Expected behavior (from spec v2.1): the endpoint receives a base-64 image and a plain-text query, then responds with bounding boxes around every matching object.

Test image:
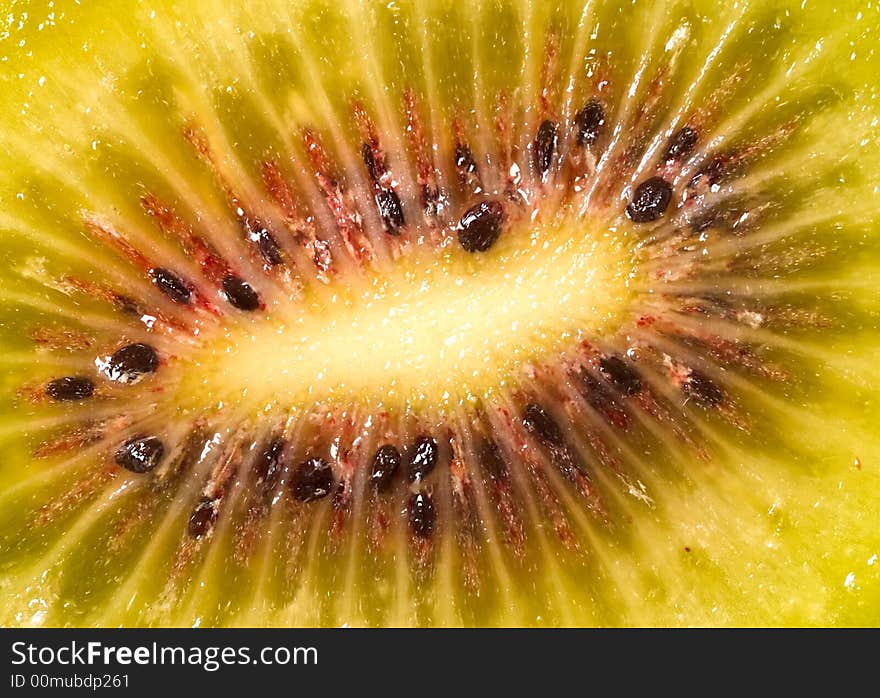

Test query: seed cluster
[14,0,839,625]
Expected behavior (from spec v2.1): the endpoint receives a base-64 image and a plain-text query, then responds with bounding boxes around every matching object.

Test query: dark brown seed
[362,142,380,183]
[626,177,673,223]
[250,224,284,266]
[408,491,436,538]
[370,444,401,492]
[523,403,584,481]
[684,370,725,407]
[664,126,698,162]
[254,437,286,490]
[114,435,165,473]
[479,438,508,481]
[578,369,617,411]
[522,403,564,448]
[221,274,261,311]
[376,189,405,235]
[104,343,159,383]
[574,99,605,147]
[291,457,333,502]
[188,497,218,538]
[599,356,643,396]
[534,119,559,175]
[576,368,630,429]
[457,200,505,253]
[454,143,478,180]
[150,267,192,305]
[46,376,95,402]
[406,436,439,483]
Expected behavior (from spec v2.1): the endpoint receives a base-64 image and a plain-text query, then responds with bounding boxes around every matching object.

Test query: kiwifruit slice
[0,0,878,628]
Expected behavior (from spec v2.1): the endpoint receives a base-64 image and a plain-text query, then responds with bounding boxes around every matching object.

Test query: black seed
[479,438,508,481]
[578,369,618,412]
[684,370,725,407]
[114,435,165,473]
[534,119,559,175]
[626,177,673,223]
[408,491,436,538]
[522,403,564,448]
[150,267,192,305]
[252,225,284,266]
[406,436,439,483]
[574,99,605,147]
[291,457,333,502]
[254,437,286,490]
[376,188,405,235]
[599,356,643,396]
[105,343,159,383]
[370,444,401,492]
[578,366,633,428]
[188,497,218,538]
[362,142,380,183]
[46,376,95,402]
[664,126,698,161]
[523,404,584,481]
[221,274,261,311]
[457,200,505,253]
[454,143,478,179]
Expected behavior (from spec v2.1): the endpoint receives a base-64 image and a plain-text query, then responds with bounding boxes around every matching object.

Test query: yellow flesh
[185,221,632,409]
[0,0,878,628]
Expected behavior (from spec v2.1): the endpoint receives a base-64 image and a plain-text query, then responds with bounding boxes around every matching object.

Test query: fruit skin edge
[0,0,878,627]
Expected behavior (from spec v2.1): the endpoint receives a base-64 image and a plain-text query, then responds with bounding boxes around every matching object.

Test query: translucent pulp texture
[183,220,633,409]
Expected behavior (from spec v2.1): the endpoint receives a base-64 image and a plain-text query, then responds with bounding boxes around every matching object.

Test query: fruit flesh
[182,221,633,409]
[0,0,879,627]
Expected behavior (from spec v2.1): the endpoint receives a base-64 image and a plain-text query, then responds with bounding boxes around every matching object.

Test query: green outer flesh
[0,0,878,626]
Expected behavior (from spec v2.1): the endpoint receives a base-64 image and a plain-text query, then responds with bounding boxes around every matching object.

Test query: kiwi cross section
[0,0,879,627]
